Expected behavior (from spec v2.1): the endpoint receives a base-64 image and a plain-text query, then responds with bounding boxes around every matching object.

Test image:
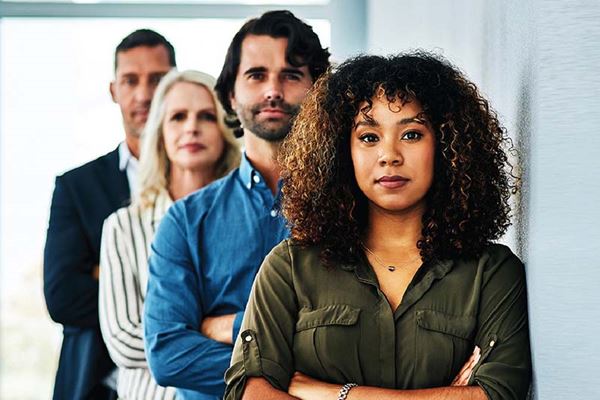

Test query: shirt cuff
[233,311,244,343]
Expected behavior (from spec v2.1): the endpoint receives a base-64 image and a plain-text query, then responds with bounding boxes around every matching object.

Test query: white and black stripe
[99,191,176,400]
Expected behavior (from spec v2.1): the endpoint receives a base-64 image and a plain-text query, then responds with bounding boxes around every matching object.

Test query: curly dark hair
[215,10,330,137]
[279,51,518,265]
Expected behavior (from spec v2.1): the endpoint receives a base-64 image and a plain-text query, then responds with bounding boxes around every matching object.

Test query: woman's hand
[451,346,481,386]
[288,372,341,400]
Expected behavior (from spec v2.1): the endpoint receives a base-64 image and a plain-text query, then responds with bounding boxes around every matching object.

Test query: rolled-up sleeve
[470,247,532,400]
[224,241,298,400]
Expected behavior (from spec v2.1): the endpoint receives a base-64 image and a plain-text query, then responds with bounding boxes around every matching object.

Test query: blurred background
[1,0,598,399]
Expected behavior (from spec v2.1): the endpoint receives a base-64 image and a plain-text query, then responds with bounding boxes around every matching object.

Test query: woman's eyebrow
[354,115,426,129]
[354,119,378,128]
[397,115,427,125]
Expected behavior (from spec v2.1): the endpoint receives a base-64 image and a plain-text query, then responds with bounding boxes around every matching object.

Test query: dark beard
[239,99,300,142]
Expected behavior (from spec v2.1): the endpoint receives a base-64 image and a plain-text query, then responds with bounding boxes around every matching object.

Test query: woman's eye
[402,131,422,141]
[171,112,186,121]
[359,133,379,143]
[199,112,217,122]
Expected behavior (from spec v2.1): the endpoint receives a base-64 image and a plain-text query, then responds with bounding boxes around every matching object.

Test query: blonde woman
[99,69,240,399]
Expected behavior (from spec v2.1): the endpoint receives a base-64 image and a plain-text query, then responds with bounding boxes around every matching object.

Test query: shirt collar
[239,152,266,190]
[118,141,137,172]
[341,253,455,288]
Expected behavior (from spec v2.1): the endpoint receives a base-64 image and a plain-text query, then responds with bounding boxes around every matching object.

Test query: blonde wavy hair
[136,69,241,208]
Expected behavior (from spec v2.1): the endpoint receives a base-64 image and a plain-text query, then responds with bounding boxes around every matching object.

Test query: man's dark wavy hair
[114,29,176,71]
[215,10,330,137]
[279,52,519,265]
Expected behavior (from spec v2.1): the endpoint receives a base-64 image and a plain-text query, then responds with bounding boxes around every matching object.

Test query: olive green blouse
[224,240,531,400]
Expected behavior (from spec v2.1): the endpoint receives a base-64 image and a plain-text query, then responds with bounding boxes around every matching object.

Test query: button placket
[377,295,396,387]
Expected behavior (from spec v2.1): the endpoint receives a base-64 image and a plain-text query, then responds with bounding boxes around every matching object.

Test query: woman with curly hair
[224,52,531,400]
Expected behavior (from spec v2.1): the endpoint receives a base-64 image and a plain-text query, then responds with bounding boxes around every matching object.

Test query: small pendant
[387,265,396,272]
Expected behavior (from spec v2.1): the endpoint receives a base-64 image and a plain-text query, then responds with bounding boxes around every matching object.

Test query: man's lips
[133,109,149,119]
[258,108,289,118]
[376,175,409,189]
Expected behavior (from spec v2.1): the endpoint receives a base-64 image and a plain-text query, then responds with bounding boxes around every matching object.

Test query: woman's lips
[377,175,409,189]
[180,143,206,152]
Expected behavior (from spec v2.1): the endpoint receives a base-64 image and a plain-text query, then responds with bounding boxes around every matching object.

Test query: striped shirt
[99,191,176,400]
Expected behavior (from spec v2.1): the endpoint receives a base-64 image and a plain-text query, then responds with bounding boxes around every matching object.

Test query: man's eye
[284,73,301,81]
[123,78,137,86]
[248,73,264,81]
[150,75,163,85]
[359,133,379,143]
[402,131,423,141]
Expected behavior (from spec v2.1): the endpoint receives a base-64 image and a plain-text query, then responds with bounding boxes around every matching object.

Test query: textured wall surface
[527,1,600,398]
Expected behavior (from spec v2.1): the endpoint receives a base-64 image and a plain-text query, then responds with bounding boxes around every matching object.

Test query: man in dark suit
[43,29,176,400]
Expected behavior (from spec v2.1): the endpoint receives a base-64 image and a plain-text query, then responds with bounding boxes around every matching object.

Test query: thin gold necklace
[362,243,421,272]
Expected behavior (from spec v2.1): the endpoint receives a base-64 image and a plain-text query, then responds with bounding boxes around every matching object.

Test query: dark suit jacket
[44,146,130,400]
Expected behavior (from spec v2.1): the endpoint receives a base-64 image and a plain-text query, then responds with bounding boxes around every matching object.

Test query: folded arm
[99,211,147,368]
[467,248,531,400]
[284,371,486,400]
[144,204,234,395]
[242,348,485,400]
[43,175,100,327]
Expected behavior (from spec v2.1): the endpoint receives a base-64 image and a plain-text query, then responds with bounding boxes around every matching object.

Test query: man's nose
[263,77,283,102]
[135,82,153,103]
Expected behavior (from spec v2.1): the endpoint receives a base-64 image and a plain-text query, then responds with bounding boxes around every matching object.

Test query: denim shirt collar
[239,152,284,196]
[239,152,264,190]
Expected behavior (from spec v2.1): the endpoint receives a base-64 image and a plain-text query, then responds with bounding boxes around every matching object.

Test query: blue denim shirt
[144,154,289,399]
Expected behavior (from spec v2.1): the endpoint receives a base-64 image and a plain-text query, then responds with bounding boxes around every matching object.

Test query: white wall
[367,0,485,86]
[526,1,600,398]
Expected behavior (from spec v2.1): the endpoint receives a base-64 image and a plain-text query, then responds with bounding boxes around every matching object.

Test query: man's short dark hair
[114,29,176,71]
[215,10,330,117]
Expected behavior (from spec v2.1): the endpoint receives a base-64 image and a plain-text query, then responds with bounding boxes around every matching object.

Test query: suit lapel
[99,146,131,209]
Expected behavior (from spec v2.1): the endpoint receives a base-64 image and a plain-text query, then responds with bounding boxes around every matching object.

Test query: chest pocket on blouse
[293,305,361,382]
[415,310,476,386]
